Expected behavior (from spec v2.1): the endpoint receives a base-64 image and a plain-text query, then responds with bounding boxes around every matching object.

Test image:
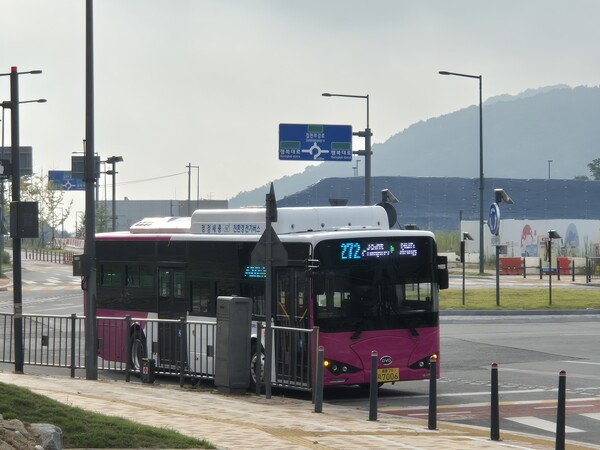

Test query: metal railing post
[428,355,437,430]
[70,313,77,378]
[556,370,566,450]
[369,350,378,421]
[125,315,131,383]
[314,346,324,413]
[180,316,187,388]
[586,257,590,283]
[490,363,500,440]
[255,321,263,395]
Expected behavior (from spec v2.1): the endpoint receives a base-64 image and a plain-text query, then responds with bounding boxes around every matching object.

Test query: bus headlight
[324,359,361,376]
[409,354,439,370]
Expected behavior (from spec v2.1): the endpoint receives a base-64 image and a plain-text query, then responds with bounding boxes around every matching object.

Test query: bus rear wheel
[129,329,147,374]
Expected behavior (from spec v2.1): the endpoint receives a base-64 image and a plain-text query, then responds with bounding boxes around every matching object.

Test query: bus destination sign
[340,241,418,261]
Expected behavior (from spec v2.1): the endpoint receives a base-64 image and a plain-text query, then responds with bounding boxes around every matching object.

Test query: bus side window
[101,263,122,287]
[174,271,185,300]
[295,271,307,320]
[190,280,212,316]
[158,269,171,298]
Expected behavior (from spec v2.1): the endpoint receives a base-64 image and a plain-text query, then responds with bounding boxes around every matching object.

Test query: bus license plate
[377,368,399,382]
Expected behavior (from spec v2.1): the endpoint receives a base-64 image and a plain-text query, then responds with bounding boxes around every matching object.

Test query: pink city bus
[95,204,448,389]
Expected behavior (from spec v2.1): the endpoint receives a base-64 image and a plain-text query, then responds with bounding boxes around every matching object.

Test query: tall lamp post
[352,159,361,177]
[105,156,123,231]
[439,70,484,274]
[186,163,199,215]
[461,231,474,305]
[322,93,372,205]
[0,66,43,373]
[547,230,561,305]
[493,189,514,307]
[548,159,553,179]
[1,98,46,276]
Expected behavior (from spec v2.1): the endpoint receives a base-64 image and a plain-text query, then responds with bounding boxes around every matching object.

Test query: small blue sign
[279,124,352,161]
[48,170,85,191]
[488,203,501,236]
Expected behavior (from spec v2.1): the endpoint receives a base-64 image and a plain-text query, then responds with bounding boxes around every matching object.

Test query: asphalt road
[326,317,600,448]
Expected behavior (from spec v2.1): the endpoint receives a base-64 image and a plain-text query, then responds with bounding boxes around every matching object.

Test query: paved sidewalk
[0,371,592,450]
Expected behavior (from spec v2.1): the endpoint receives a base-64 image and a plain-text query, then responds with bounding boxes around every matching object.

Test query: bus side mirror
[437,255,449,290]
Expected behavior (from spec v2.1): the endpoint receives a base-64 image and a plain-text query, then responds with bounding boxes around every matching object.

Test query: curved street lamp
[0,66,43,373]
[439,70,484,274]
[322,92,372,205]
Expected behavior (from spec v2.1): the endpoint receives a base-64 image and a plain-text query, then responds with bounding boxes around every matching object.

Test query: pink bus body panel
[318,327,439,385]
[96,309,149,363]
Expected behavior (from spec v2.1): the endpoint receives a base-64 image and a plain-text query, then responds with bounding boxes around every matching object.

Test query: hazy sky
[1,1,600,229]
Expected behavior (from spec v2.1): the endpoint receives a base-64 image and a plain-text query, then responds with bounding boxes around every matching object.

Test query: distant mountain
[277,176,600,231]
[229,85,600,207]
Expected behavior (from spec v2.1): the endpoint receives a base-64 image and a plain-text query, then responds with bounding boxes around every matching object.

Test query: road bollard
[428,355,437,430]
[314,346,324,413]
[490,363,500,440]
[556,370,566,450]
[369,350,378,421]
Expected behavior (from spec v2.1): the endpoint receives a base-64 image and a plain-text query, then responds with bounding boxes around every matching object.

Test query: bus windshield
[312,236,439,334]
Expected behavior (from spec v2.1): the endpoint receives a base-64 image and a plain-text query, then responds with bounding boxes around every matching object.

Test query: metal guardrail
[588,257,600,283]
[0,312,317,391]
[271,324,315,391]
[23,249,75,265]
[0,313,85,377]
[496,256,600,284]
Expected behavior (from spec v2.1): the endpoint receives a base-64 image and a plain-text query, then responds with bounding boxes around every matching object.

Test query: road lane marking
[564,361,600,365]
[506,416,584,433]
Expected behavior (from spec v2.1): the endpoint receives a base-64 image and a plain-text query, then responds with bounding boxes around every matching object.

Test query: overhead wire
[115,171,187,186]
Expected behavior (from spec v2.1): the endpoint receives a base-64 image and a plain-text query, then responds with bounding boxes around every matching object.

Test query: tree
[20,174,73,247]
[588,158,600,180]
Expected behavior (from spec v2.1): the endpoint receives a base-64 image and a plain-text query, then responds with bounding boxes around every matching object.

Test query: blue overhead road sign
[279,124,352,161]
[48,170,85,191]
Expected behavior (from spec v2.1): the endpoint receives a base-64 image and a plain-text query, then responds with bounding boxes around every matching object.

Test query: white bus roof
[129,206,390,235]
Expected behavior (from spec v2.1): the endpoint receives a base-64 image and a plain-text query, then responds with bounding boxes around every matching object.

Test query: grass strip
[0,382,213,448]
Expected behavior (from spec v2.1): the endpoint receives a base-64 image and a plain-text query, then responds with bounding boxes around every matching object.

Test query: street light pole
[548,159,553,180]
[322,93,372,205]
[186,163,199,215]
[84,0,99,380]
[548,230,561,305]
[105,156,123,232]
[353,159,361,177]
[439,71,485,273]
[0,66,43,373]
[0,98,46,276]
[461,232,473,305]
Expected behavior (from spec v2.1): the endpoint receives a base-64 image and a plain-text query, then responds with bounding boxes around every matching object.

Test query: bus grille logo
[380,356,393,365]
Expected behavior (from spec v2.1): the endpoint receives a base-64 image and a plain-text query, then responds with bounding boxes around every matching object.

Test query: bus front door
[157,267,187,372]
[273,268,310,387]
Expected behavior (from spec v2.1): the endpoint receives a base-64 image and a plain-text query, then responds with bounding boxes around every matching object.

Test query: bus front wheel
[129,329,147,373]
[250,343,264,392]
